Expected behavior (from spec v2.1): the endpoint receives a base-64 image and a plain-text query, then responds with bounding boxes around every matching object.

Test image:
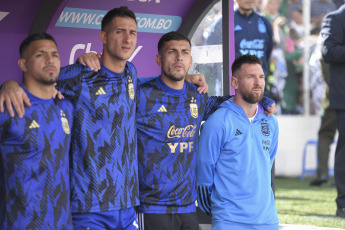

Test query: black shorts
[137,212,199,230]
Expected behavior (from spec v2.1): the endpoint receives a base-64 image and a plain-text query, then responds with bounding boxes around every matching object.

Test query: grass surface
[275,177,345,228]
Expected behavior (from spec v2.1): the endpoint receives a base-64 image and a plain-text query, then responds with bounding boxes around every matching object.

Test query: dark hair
[157,31,191,52]
[19,33,57,57]
[231,54,262,75]
[101,6,137,31]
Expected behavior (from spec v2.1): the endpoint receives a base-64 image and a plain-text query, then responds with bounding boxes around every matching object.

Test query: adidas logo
[29,120,40,129]
[235,129,242,136]
[96,87,106,95]
[158,105,167,112]
[234,25,243,31]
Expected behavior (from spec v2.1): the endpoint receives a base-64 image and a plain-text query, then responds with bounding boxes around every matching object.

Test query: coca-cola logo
[167,125,197,138]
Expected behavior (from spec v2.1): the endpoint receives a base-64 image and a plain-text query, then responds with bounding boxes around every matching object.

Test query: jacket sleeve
[269,115,279,167]
[259,96,275,110]
[321,10,345,63]
[196,111,225,215]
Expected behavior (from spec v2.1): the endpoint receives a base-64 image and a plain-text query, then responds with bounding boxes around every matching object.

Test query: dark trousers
[317,108,337,177]
[139,212,199,230]
[335,110,345,208]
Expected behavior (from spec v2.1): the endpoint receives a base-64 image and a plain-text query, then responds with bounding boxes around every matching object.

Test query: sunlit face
[233,63,265,104]
[156,40,192,82]
[19,39,60,85]
[101,16,137,62]
[236,0,256,13]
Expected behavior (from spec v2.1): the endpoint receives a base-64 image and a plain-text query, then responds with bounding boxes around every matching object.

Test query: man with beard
[135,34,275,230]
[0,33,73,229]
[0,7,140,229]
[196,54,279,230]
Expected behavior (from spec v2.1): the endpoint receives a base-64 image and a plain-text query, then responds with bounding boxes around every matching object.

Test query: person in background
[321,3,345,218]
[234,0,274,93]
[310,56,337,186]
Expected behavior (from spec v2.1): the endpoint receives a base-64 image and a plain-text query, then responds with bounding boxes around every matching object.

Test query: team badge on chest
[190,97,198,119]
[60,110,71,135]
[261,123,270,136]
[128,76,134,99]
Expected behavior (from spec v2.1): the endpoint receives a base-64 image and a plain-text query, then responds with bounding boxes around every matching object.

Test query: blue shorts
[72,207,138,230]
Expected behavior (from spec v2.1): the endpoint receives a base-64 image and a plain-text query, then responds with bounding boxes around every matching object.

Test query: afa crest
[261,123,270,136]
[60,110,71,135]
[128,76,134,99]
[190,97,198,119]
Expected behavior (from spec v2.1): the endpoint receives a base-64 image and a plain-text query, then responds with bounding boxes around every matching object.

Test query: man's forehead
[110,16,137,28]
[241,63,264,74]
[27,40,58,54]
[164,40,191,49]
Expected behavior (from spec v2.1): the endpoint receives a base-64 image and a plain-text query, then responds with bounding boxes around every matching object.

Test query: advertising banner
[47,0,197,79]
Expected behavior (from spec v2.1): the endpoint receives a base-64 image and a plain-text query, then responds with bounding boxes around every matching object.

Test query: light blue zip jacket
[196,99,279,230]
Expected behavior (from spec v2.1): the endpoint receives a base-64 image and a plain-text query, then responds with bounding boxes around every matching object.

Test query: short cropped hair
[19,33,57,57]
[157,31,191,53]
[101,6,137,31]
[231,54,262,76]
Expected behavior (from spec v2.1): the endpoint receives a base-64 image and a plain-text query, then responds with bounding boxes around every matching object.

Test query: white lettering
[95,14,103,25]
[156,19,165,29]
[167,142,194,154]
[69,43,97,64]
[167,143,178,153]
[59,11,73,23]
[129,46,143,62]
[163,20,172,29]
[69,44,85,64]
[83,13,96,24]
[138,17,147,28]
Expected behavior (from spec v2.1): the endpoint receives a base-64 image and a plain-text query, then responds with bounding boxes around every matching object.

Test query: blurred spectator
[309,35,326,115]
[262,0,288,113]
[290,8,304,38]
[233,0,273,93]
[310,55,337,186]
[311,0,337,26]
[287,0,302,23]
[283,28,304,114]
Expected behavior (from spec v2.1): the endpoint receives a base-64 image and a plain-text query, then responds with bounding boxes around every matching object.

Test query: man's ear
[18,58,27,72]
[231,76,239,89]
[155,54,162,67]
[100,31,107,45]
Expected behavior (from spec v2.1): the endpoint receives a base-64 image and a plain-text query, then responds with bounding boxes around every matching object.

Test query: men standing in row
[0,33,74,229]
[136,32,230,230]
[0,7,140,229]
[135,33,275,230]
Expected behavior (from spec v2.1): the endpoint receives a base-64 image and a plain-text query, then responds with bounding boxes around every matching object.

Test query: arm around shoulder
[0,81,29,118]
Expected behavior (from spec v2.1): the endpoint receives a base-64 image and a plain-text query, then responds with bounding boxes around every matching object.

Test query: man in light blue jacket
[196,54,279,230]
